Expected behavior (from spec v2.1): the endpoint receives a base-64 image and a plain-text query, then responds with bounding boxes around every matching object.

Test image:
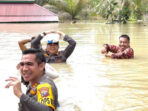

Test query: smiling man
[5,49,59,111]
[101,35,134,59]
[31,31,76,63]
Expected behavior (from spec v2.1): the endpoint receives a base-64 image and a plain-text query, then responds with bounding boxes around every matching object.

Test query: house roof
[0,3,59,22]
[0,0,34,3]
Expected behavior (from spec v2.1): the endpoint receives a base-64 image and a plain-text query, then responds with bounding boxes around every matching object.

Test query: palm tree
[47,0,88,20]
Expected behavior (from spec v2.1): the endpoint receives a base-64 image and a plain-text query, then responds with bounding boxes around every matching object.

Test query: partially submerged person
[18,35,59,79]
[101,34,134,59]
[5,49,59,111]
[31,31,76,63]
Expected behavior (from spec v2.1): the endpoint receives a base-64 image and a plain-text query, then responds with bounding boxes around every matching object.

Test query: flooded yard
[0,22,148,111]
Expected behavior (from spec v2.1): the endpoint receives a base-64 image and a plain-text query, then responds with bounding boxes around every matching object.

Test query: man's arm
[63,35,76,58]
[18,39,31,51]
[110,48,134,59]
[102,44,119,54]
[31,31,53,49]
[31,34,43,49]
[101,44,109,54]
[20,83,56,111]
[20,94,54,111]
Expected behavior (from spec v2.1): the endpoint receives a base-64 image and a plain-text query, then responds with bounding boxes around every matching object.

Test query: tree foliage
[35,0,48,5]
[47,0,88,19]
[35,0,148,23]
[94,0,148,23]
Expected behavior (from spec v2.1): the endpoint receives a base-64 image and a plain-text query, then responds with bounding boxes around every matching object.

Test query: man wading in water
[101,34,134,59]
[5,49,59,111]
[30,31,76,63]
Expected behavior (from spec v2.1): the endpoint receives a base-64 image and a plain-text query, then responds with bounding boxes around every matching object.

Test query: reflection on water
[0,22,148,111]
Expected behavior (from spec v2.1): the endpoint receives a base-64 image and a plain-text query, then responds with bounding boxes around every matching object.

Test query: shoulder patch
[37,83,55,110]
[39,87,49,97]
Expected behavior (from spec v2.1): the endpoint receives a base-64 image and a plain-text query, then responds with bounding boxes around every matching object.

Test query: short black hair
[22,49,46,65]
[119,34,130,42]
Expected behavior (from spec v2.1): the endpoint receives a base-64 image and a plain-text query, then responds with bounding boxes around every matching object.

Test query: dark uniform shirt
[19,73,59,111]
[31,34,76,63]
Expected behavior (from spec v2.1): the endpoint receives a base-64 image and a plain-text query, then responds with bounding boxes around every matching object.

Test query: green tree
[35,0,48,5]
[117,0,148,21]
[47,0,88,19]
[35,0,148,22]
[95,0,119,23]
[94,0,148,23]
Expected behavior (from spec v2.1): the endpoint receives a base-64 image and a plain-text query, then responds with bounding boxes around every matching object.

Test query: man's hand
[55,31,65,39]
[5,77,23,98]
[105,53,112,58]
[45,31,65,40]
[101,47,108,54]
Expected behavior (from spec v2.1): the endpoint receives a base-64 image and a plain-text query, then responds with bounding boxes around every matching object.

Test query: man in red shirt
[101,35,134,59]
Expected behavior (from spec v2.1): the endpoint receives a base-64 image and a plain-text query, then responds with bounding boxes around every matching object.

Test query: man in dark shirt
[5,49,59,111]
[31,31,76,63]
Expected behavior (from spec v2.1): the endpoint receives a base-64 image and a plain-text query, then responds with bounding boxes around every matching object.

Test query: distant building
[0,0,59,23]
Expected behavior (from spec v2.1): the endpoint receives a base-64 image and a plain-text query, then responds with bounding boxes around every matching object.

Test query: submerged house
[0,0,59,23]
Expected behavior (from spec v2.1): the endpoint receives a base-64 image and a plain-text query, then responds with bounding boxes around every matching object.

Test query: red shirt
[105,44,134,59]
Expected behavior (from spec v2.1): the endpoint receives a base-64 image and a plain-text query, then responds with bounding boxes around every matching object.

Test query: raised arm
[63,35,76,58]
[31,31,53,49]
[18,39,31,51]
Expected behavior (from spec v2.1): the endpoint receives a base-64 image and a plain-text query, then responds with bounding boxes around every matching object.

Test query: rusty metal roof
[0,0,34,3]
[0,3,59,22]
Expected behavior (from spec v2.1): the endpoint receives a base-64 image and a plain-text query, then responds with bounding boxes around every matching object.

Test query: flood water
[0,22,148,111]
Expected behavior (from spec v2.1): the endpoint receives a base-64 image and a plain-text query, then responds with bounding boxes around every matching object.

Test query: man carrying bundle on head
[31,31,76,63]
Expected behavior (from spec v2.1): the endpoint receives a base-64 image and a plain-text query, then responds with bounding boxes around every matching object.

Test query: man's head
[19,49,46,84]
[46,40,59,55]
[119,34,130,50]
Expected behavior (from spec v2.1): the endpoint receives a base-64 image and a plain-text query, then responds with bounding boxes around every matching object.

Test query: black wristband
[43,32,46,36]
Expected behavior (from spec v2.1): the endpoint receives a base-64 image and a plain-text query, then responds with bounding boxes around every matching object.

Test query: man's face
[46,43,59,54]
[19,54,45,83]
[119,37,130,50]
